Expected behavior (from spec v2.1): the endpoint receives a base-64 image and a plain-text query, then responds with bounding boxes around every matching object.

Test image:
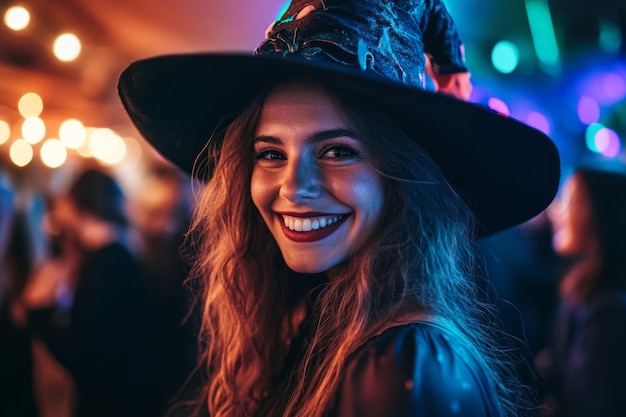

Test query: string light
[9,139,33,167]
[59,119,87,149]
[4,6,30,31]
[87,128,127,165]
[0,120,10,145]
[18,92,44,118]
[53,33,82,62]
[21,116,46,144]
[40,138,68,168]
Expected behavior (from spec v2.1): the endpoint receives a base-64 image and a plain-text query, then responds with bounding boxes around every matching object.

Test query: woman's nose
[279,157,321,201]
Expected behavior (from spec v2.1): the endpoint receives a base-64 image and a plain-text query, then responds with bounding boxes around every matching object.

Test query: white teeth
[282,215,343,232]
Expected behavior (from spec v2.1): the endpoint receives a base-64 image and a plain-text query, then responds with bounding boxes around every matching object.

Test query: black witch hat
[118,0,560,234]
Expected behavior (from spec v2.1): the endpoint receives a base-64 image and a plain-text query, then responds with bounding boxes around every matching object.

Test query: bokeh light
[76,128,94,157]
[525,0,561,75]
[487,97,510,117]
[40,139,68,168]
[0,120,10,145]
[526,111,551,135]
[59,119,87,149]
[10,139,34,167]
[594,127,622,158]
[491,41,519,74]
[577,96,600,125]
[18,92,44,118]
[53,33,82,62]
[4,6,30,31]
[602,72,626,102]
[22,117,46,144]
[122,136,142,166]
[88,128,127,165]
[599,19,622,54]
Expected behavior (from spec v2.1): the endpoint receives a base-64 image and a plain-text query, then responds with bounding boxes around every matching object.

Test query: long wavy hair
[184,79,523,417]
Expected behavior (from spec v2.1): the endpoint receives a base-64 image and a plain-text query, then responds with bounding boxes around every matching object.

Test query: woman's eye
[322,145,359,160]
[254,148,285,161]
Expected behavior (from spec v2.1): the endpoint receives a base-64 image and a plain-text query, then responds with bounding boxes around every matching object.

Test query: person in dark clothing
[131,164,201,414]
[0,172,40,417]
[20,168,158,417]
[538,165,626,417]
[117,1,561,416]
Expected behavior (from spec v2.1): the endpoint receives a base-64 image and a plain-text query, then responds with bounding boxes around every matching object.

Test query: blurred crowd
[2,159,626,417]
[1,162,201,417]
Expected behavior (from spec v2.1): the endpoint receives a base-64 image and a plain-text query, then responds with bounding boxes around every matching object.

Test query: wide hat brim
[118,53,560,236]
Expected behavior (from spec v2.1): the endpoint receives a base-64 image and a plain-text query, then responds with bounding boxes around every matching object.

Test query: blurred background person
[537,165,626,417]
[129,162,202,414]
[19,167,157,417]
[477,211,562,414]
[0,170,42,417]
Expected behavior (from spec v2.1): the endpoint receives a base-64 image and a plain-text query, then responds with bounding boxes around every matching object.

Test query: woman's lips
[278,213,349,242]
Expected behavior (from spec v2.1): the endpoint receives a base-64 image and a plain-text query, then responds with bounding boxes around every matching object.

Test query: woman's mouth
[279,214,348,242]
[283,214,343,231]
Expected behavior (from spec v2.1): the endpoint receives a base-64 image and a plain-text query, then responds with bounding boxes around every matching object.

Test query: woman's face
[548,174,594,257]
[251,81,384,273]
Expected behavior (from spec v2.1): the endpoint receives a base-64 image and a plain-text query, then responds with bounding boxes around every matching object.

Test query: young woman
[539,166,626,417]
[118,1,561,416]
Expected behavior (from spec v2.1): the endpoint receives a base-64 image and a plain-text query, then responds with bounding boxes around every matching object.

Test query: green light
[586,123,604,153]
[525,0,561,75]
[491,41,519,74]
[599,19,622,54]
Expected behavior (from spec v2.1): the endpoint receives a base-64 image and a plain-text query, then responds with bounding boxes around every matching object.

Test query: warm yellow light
[4,6,30,31]
[53,33,81,62]
[76,127,95,157]
[88,128,127,165]
[40,139,67,168]
[18,92,44,117]
[22,117,46,144]
[9,139,33,167]
[122,136,142,165]
[59,119,86,149]
[0,120,10,145]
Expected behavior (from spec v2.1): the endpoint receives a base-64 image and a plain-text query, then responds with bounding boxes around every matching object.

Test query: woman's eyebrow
[254,128,358,145]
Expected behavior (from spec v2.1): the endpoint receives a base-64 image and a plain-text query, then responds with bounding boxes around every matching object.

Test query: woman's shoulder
[334,321,502,417]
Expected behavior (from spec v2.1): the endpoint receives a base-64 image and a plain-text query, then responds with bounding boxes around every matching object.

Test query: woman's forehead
[257,80,348,133]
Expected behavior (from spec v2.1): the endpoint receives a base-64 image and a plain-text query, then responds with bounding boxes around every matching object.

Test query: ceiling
[0,0,287,135]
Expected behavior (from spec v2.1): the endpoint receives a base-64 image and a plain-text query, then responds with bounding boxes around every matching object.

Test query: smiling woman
[251,81,384,273]
[117,1,561,416]
[190,75,508,417]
